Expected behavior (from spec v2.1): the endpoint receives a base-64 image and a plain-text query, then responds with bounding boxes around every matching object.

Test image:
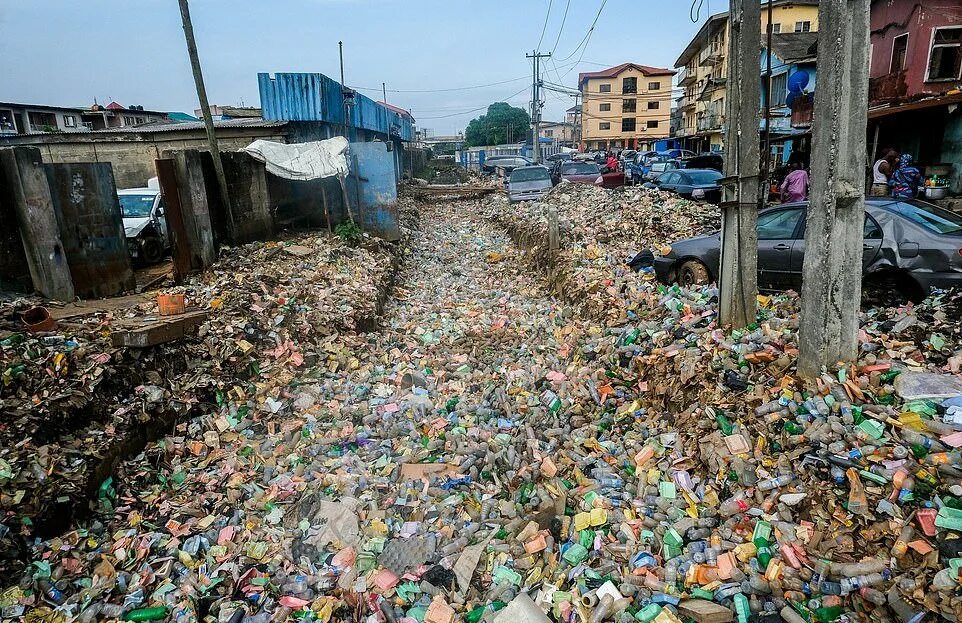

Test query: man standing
[780,161,809,202]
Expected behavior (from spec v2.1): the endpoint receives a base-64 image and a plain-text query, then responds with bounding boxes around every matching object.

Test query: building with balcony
[868,0,962,192]
[758,32,818,169]
[578,63,675,152]
[673,0,820,153]
[0,101,168,135]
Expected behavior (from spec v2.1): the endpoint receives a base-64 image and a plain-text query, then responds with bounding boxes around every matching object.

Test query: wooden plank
[678,600,735,623]
[110,309,208,348]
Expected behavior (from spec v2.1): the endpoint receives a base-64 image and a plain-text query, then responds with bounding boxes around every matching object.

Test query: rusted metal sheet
[44,162,134,298]
[154,158,192,281]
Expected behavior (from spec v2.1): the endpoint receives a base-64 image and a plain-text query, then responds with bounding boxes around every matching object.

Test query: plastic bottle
[720,491,750,517]
[846,468,869,516]
[891,522,914,557]
[757,475,794,492]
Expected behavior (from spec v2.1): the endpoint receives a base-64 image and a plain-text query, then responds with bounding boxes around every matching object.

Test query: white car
[117,187,169,264]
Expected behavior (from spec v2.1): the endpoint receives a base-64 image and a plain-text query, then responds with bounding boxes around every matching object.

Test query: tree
[464,102,530,147]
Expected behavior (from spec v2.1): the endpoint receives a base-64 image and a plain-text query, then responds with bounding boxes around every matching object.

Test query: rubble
[1,186,961,623]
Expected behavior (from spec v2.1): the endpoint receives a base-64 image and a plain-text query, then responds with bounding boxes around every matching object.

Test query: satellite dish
[787,71,810,93]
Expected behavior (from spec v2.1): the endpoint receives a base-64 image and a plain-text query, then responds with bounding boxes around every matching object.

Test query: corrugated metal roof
[89,118,287,134]
[768,32,818,63]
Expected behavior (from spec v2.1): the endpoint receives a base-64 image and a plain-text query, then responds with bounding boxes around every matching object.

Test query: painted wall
[869,0,962,103]
[580,67,674,148]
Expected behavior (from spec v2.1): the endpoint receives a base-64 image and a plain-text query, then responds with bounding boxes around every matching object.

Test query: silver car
[507,165,553,203]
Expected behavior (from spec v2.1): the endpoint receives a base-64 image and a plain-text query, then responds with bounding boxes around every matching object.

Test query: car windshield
[892,200,962,234]
[563,163,599,175]
[510,168,550,183]
[118,194,154,218]
[687,170,722,184]
[651,163,668,172]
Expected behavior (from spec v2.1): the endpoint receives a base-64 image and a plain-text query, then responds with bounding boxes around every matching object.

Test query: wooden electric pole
[718,0,761,328]
[797,0,870,376]
[177,0,233,228]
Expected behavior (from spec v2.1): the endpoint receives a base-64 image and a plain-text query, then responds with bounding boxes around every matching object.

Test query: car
[544,153,572,163]
[559,161,605,185]
[481,155,532,175]
[619,150,638,166]
[684,152,724,172]
[507,165,553,203]
[644,168,723,203]
[653,198,962,301]
[118,187,169,265]
[643,159,681,182]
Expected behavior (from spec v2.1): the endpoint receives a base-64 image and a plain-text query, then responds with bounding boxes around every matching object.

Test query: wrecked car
[654,197,962,301]
[118,187,169,265]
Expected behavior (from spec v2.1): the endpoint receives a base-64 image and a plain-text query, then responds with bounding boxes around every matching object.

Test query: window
[891,200,962,234]
[864,214,883,240]
[770,73,788,107]
[63,115,76,127]
[646,120,659,129]
[771,23,781,33]
[599,122,611,130]
[599,83,612,93]
[891,33,908,73]
[544,129,553,137]
[623,77,637,93]
[647,101,659,110]
[509,167,551,182]
[927,26,962,81]
[622,118,636,132]
[599,103,611,111]
[135,116,145,124]
[123,115,135,125]
[794,21,811,32]
[757,208,803,240]
[623,99,637,113]
[648,81,661,91]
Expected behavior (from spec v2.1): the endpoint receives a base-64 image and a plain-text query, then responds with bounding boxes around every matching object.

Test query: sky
[0,0,711,135]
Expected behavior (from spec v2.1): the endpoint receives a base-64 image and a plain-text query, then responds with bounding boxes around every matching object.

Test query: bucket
[21,306,57,333]
[157,293,186,316]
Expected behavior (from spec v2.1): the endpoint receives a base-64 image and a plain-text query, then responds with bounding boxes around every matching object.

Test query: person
[606,152,618,173]
[889,153,922,199]
[871,149,899,197]
[780,161,809,203]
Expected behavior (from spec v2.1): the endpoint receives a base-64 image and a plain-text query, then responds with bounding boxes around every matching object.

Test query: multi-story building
[674,0,820,153]
[539,121,575,146]
[577,63,675,152]
[0,101,168,135]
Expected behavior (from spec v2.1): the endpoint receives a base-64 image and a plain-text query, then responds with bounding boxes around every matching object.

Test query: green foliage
[335,221,363,244]
[464,102,530,148]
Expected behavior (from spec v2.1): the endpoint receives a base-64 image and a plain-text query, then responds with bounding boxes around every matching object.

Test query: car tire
[140,237,164,265]
[678,260,710,287]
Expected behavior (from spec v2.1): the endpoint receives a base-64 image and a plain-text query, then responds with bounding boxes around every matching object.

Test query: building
[577,63,675,152]
[0,101,168,135]
[759,32,819,168]
[196,105,263,120]
[674,0,821,152]
[565,104,582,145]
[867,0,962,191]
[539,121,575,146]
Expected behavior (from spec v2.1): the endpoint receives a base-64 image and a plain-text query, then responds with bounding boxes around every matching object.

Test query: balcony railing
[677,67,697,86]
[868,69,908,106]
[697,113,725,132]
[697,76,727,101]
[699,42,725,66]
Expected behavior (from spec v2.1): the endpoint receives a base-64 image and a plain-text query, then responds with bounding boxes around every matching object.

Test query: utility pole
[797,0,870,376]
[718,0,761,328]
[382,82,387,104]
[762,0,774,204]
[527,50,551,163]
[177,0,233,229]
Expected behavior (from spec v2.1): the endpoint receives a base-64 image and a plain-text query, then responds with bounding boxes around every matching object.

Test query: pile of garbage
[484,183,720,321]
[0,229,401,574]
[2,191,962,623]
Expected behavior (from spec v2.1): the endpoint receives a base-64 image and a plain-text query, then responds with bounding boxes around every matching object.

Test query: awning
[868,91,962,120]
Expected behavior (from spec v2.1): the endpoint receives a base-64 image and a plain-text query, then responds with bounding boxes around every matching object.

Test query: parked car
[619,149,638,166]
[481,155,532,175]
[684,152,724,172]
[653,198,962,301]
[644,168,722,203]
[507,165,553,203]
[559,161,604,185]
[118,187,169,265]
[545,153,572,163]
[643,159,681,182]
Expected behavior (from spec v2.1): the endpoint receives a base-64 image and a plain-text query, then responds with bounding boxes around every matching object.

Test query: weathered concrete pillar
[798,0,870,377]
[0,147,74,300]
[718,0,761,329]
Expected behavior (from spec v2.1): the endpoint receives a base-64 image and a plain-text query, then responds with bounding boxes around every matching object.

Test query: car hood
[562,174,598,183]
[123,216,151,237]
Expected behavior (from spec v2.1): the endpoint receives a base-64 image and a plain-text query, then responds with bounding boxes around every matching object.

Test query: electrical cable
[548,0,572,54]
[415,85,530,119]
[537,0,554,51]
[349,75,529,94]
[555,0,608,63]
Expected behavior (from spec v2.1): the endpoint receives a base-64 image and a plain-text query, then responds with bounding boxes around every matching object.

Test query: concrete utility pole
[527,50,551,163]
[718,0,761,328]
[177,0,233,228]
[382,82,387,104]
[797,0,870,377]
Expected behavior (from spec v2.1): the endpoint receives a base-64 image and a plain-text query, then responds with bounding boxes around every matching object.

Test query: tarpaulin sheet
[243,137,349,181]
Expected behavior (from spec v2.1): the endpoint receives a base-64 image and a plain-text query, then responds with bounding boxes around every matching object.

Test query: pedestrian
[889,153,921,199]
[779,161,809,203]
[871,149,899,197]
[606,152,618,173]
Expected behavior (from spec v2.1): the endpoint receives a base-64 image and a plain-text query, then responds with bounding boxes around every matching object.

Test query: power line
[555,0,608,63]
[537,0,554,51]
[415,85,530,119]
[548,0,572,54]
[349,75,529,94]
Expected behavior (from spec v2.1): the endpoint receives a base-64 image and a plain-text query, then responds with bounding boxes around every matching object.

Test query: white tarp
[243,137,349,181]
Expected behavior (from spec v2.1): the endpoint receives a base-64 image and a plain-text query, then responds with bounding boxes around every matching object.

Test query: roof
[540,120,572,127]
[674,0,820,67]
[578,63,675,89]
[767,32,818,63]
[869,91,962,119]
[0,101,84,114]
[117,187,159,195]
[88,118,288,134]
[167,112,200,122]
[378,101,415,121]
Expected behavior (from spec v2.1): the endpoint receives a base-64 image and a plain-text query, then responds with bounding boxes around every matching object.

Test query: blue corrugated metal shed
[258,73,413,141]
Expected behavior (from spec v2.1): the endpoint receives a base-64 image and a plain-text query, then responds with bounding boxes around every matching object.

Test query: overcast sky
[0,0,708,135]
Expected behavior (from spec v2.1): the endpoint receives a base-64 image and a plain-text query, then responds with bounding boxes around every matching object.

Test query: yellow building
[673,0,820,152]
[578,63,676,152]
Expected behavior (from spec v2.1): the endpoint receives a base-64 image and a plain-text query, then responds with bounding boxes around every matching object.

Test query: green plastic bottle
[814,605,843,622]
[124,607,168,622]
[713,409,733,435]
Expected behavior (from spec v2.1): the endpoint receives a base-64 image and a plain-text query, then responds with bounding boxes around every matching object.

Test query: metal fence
[455,143,565,171]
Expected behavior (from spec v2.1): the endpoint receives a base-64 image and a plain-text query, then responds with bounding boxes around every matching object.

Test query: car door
[152,194,169,243]
[672,172,693,197]
[657,172,680,192]
[756,206,805,289]
[791,212,884,281]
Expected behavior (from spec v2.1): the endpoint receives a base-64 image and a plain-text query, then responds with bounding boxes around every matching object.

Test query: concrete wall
[0,178,32,292]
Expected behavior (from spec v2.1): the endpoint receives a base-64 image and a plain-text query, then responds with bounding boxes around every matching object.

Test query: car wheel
[863,271,925,306]
[678,260,710,287]
[140,237,164,265]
